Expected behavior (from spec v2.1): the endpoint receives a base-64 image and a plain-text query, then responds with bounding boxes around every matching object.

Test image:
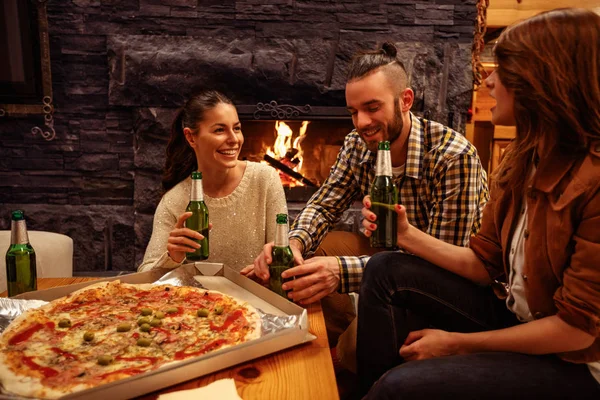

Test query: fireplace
[234,103,359,232]
[237,103,354,201]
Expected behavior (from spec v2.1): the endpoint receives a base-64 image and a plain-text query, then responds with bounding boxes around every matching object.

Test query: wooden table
[1,278,339,400]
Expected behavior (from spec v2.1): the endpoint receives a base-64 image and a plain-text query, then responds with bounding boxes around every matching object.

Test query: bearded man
[242,42,489,373]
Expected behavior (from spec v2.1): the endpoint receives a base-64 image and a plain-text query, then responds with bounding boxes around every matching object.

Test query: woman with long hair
[139,90,287,272]
[358,8,600,398]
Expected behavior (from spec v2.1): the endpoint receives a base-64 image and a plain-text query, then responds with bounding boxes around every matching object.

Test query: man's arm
[426,152,488,246]
[289,133,369,256]
[337,256,371,293]
[247,134,370,285]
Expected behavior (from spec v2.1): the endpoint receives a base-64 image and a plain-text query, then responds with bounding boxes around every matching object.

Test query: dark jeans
[356,252,600,399]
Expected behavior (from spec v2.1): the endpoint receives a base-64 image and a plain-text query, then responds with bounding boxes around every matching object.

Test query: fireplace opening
[240,118,355,201]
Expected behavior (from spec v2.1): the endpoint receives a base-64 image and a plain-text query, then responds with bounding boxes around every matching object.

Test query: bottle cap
[276,214,288,224]
[378,141,390,151]
[11,210,25,221]
[191,171,203,179]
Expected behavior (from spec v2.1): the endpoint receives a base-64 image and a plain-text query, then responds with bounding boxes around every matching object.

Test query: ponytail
[162,108,197,191]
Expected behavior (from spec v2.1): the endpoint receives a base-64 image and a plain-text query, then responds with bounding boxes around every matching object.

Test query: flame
[292,120,309,172]
[262,120,311,187]
[273,121,293,158]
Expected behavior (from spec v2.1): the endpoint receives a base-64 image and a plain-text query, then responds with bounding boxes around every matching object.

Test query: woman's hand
[361,196,412,241]
[394,203,411,239]
[361,195,377,238]
[399,329,464,361]
[167,212,211,263]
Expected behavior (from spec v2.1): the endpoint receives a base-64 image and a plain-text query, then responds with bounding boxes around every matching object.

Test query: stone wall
[0,0,477,274]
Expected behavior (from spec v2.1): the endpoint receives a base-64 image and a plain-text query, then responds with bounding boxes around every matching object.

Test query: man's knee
[314,231,375,258]
[336,317,358,373]
[322,292,356,347]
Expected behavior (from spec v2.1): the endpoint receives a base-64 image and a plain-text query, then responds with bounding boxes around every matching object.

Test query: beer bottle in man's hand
[5,210,37,297]
[370,141,398,249]
[269,214,294,298]
[185,171,209,261]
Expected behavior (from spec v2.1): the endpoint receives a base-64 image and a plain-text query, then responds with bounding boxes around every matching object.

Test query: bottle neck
[10,220,30,245]
[190,178,204,201]
[274,223,290,247]
[375,149,393,177]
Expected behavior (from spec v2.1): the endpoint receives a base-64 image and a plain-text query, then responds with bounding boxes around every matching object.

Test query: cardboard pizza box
[1,263,315,400]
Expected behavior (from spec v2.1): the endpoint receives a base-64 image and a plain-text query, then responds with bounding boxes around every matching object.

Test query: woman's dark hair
[492,8,600,191]
[346,41,408,93]
[162,90,234,191]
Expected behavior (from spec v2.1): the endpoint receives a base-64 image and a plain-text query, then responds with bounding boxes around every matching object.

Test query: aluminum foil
[258,309,298,335]
[1,267,299,337]
[154,266,207,289]
[0,298,48,334]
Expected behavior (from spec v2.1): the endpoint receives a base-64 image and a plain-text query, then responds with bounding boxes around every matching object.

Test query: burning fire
[264,120,310,187]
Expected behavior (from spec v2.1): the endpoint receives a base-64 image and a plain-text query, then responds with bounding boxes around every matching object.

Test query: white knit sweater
[139,162,287,272]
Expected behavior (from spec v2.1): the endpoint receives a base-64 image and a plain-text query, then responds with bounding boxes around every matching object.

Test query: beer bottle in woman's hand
[370,141,398,249]
[185,172,209,261]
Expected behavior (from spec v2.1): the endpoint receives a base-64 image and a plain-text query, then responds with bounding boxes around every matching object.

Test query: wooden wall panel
[488,0,600,27]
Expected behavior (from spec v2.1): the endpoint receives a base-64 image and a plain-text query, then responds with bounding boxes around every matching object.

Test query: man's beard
[387,99,403,145]
[363,100,404,153]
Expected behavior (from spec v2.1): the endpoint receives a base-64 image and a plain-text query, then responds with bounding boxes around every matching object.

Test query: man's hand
[241,239,304,283]
[240,242,275,283]
[281,256,341,305]
[399,329,464,361]
[239,263,270,286]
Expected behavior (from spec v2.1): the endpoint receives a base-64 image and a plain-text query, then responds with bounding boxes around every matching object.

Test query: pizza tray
[1,263,315,400]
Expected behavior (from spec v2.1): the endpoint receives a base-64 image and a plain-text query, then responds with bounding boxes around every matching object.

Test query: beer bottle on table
[185,171,209,261]
[370,141,398,249]
[5,210,37,297]
[269,213,294,298]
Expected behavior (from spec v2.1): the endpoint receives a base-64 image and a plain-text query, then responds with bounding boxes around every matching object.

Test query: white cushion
[0,231,73,293]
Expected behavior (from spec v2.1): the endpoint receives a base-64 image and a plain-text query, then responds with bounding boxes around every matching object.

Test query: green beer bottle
[370,141,398,249]
[185,171,209,261]
[5,210,37,297]
[269,213,294,298]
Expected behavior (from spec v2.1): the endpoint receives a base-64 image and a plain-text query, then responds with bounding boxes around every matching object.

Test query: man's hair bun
[380,42,397,58]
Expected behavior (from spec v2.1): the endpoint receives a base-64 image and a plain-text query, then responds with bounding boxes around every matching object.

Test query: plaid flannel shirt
[289,113,489,293]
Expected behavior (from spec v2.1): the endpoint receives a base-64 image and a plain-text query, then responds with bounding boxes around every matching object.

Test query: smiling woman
[357,8,600,400]
[138,89,287,273]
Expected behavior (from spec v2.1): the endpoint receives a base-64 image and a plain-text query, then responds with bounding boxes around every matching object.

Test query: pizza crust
[0,353,90,399]
[67,280,115,296]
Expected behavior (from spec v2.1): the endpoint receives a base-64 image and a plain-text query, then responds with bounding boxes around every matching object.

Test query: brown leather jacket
[469,142,600,363]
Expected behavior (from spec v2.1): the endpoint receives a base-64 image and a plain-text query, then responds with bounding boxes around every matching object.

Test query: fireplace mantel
[237,101,351,121]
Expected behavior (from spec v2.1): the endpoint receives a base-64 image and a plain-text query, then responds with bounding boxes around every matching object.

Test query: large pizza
[0,281,261,399]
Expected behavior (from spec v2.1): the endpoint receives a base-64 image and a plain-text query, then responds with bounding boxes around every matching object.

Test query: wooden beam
[488,0,600,27]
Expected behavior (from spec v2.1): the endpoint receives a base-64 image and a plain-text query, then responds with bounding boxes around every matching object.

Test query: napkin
[157,379,242,400]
